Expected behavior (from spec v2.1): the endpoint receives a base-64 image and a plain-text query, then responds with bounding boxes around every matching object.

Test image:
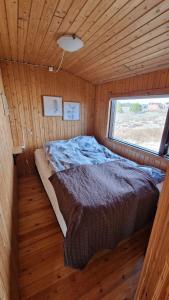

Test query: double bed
[35,136,165,268]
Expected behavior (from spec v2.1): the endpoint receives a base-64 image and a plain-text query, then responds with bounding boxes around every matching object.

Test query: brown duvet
[50,160,159,269]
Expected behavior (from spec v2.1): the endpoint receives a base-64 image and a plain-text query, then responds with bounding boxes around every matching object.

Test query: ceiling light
[57,35,84,52]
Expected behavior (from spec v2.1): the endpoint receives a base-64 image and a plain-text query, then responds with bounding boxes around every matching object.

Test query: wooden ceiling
[0,0,169,84]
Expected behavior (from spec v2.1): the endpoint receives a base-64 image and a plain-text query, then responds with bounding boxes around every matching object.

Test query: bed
[35,148,67,236]
[35,136,165,268]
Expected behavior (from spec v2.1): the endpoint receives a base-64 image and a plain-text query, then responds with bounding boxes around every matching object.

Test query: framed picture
[43,96,62,116]
[63,102,80,121]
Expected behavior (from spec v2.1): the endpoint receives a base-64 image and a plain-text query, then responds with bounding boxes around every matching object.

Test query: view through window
[109,96,169,153]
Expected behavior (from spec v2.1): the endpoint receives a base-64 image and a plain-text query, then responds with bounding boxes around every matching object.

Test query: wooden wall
[95,68,169,170]
[0,62,95,176]
[2,62,169,175]
[0,68,19,299]
[135,167,169,299]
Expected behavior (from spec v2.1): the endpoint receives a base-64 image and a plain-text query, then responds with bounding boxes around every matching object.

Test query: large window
[108,96,169,156]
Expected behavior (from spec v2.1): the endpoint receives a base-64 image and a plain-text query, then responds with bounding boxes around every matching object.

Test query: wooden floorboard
[18,175,150,300]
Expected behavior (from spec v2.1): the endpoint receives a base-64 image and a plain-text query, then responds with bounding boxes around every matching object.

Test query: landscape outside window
[110,97,169,153]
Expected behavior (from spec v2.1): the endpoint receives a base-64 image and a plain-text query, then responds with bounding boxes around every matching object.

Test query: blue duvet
[45,136,165,184]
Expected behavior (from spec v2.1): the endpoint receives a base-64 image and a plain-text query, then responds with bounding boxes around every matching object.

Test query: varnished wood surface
[0,68,19,299]
[95,68,169,171]
[1,62,95,176]
[0,0,169,83]
[19,174,150,300]
[135,168,169,300]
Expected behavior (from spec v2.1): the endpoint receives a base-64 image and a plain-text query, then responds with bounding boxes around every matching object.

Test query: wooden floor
[18,175,150,300]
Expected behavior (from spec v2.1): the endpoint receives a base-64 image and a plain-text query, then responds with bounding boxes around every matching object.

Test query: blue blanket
[45,136,165,184]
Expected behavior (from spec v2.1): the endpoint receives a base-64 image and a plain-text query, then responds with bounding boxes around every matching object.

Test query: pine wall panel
[135,166,169,299]
[95,68,169,170]
[0,67,19,300]
[0,62,95,176]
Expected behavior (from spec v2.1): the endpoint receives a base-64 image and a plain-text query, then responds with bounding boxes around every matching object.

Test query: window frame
[108,95,169,157]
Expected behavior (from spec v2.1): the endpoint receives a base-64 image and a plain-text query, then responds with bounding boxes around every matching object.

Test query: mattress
[35,148,67,236]
[35,148,164,238]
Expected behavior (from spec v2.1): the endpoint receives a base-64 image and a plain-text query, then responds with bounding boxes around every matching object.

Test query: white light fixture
[57,35,84,52]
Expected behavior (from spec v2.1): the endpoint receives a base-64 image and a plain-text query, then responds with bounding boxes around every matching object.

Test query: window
[108,95,169,156]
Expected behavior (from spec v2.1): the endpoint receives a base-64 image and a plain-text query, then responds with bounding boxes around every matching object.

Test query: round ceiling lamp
[57,34,84,52]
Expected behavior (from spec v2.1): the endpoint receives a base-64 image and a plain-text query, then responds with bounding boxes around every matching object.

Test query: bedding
[35,148,163,239]
[50,160,159,269]
[40,135,165,268]
[45,136,165,184]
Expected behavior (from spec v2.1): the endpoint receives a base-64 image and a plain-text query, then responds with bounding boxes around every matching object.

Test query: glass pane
[112,97,169,152]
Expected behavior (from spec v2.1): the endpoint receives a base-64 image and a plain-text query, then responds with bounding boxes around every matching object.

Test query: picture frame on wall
[43,96,62,116]
[63,102,80,121]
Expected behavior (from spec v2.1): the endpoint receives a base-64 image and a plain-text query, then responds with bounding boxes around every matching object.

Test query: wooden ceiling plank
[89,45,169,82]
[90,56,169,82]
[76,15,169,75]
[24,0,46,62]
[128,53,169,71]
[93,63,169,84]
[127,45,169,68]
[126,61,169,80]
[37,0,88,65]
[65,0,132,72]
[57,0,88,34]
[2,0,169,84]
[65,0,168,71]
[40,5,169,75]
[76,0,117,38]
[67,0,101,34]
[46,0,118,70]
[5,0,18,60]
[64,0,144,69]
[85,0,169,59]
[26,0,60,63]
[89,55,169,83]
[63,0,151,69]
[70,3,168,72]
[81,0,137,41]
[17,0,32,62]
[81,31,169,78]
[54,0,73,18]
[37,0,74,64]
[4,0,18,60]
[92,54,169,83]
[0,0,11,59]
[35,16,63,65]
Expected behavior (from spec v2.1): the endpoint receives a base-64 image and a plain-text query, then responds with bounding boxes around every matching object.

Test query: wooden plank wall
[135,167,169,299]
[0,62,95,176]
[95,68,169,170]
[0,68,19,300]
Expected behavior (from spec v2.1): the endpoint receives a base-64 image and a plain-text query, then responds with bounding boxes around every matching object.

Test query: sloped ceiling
[0,0,169,84]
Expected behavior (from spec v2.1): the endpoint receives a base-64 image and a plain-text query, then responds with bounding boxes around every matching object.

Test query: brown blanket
[50,161,159,269]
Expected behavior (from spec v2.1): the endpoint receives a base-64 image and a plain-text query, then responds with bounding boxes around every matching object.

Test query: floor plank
[18,175,150,300]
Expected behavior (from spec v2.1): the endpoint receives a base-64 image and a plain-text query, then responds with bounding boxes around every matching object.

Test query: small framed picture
[43,96,62,116]
[63,102,80,121]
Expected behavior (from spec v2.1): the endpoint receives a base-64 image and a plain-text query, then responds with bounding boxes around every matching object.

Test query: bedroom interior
[0,0,169,299]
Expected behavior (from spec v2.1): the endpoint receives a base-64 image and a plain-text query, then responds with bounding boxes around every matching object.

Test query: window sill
[107,137,169,160]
